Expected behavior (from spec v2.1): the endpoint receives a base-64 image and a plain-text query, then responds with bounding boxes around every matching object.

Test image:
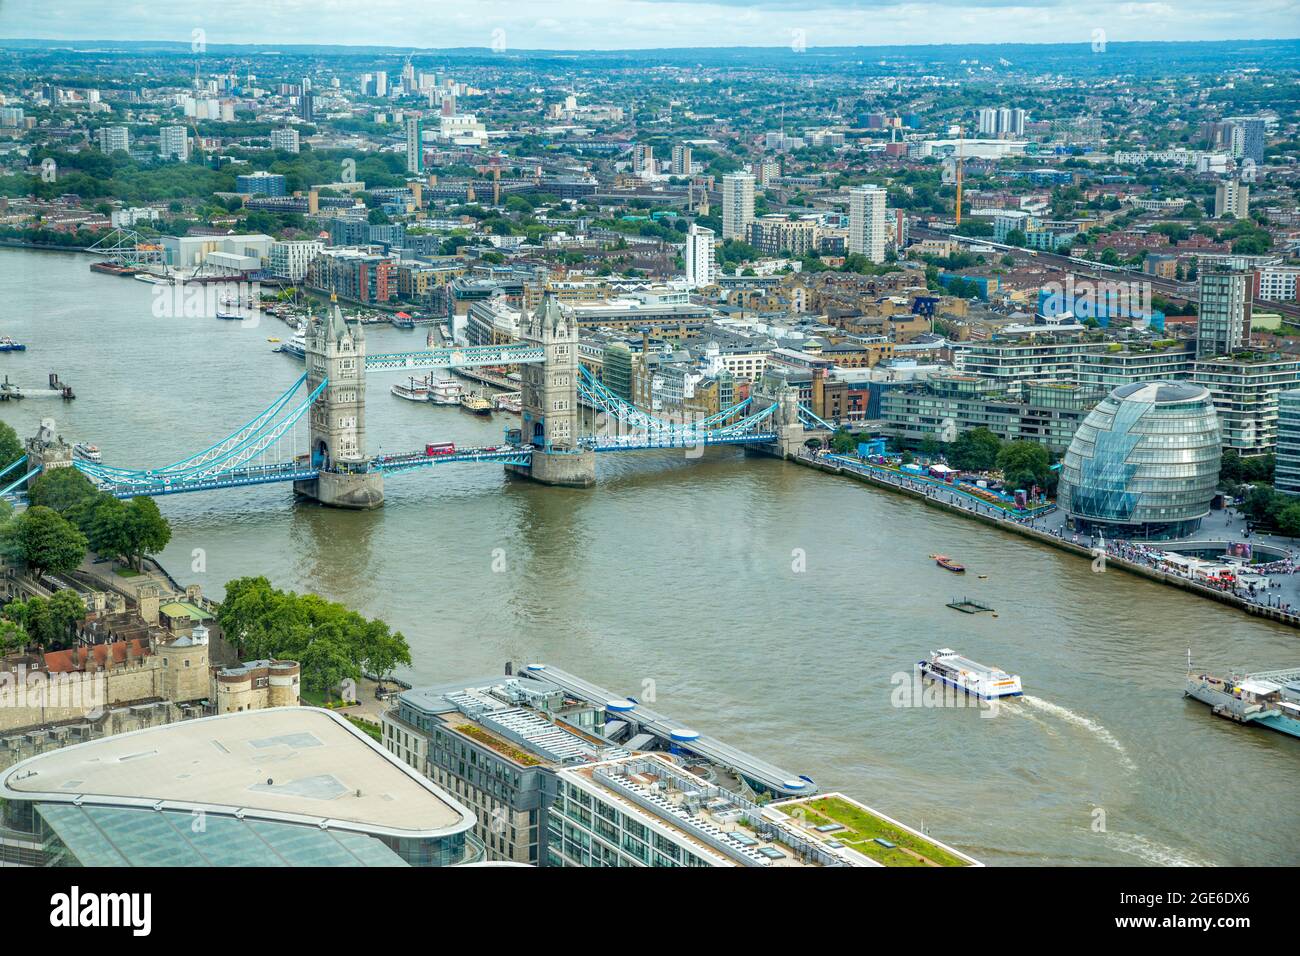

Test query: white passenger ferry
[917,649,1023,700]
[427,377,462,405]
[391,376,430,402]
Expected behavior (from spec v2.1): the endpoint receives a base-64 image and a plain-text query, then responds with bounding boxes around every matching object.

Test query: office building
[158,125,189,161]
[270,126,300,153]
[848,184,887,263]
[0,708,481,867]
[721,171,755,241]
[684,222,717,289]
[881,374,1101,453]
[1059,382,1222,539]
[96,125,130,154]
[1214,179,1249,219]
[405,114,423,174]
[1196,269,1252,359]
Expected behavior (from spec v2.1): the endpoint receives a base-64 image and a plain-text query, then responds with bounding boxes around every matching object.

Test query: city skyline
[3,0,1299,50]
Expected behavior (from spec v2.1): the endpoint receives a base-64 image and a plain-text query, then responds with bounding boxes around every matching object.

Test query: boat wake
[1020,696,1135,771]
[1100,830,1213,867]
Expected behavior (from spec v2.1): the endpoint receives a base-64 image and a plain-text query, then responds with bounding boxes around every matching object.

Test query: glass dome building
[1058,381,1221,539]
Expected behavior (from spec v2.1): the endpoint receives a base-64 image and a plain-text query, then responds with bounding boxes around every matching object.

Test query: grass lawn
[783,796,972,867]
[346,715,383,742]
[115,567,141,578]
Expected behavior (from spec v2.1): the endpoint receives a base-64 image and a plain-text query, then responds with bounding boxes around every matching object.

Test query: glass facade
[0,798,481,867]
[1059,381,1221,539]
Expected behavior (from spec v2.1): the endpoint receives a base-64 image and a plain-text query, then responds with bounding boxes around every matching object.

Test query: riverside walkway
[798,449,1300,631]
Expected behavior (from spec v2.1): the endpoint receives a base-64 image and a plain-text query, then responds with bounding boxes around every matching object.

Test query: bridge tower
[509,293,595,487]
[749,367,808,459]
[292,300,385,509]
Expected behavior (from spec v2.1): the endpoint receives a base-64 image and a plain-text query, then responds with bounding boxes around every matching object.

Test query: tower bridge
[8,294,829,509]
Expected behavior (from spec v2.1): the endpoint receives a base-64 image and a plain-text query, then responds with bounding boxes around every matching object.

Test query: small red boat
[935,555,966,573]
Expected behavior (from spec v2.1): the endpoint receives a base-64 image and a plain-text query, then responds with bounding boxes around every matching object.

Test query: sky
[1,0,1297,50]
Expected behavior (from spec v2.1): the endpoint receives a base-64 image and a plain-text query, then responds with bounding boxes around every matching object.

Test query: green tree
[300,632,360,702]
[997,440,1051,491]
[123,497,172,570]
[27,467,100,514]
[8,507,87,580]
[0,618,27,654]
[948,428,1002,472]
[0,421,22,472]
[1278,503,1300,540]
[361,622,413,689]
[45,589,88,648]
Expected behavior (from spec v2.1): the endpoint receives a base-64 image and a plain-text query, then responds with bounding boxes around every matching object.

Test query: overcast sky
[3,0,1298,50]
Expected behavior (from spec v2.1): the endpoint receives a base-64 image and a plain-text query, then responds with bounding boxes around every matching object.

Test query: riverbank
[795,451,1300,631]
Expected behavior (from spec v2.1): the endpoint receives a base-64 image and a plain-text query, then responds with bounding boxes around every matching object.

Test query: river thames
[1,247,1296,866]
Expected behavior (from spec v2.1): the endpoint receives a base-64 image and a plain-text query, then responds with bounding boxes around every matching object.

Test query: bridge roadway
[84,433,787,497]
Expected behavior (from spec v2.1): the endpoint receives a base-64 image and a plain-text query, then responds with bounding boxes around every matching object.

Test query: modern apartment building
[1193,353,1300,457]
[847,184,887,262]
[952,337,1110,389]
[670,143,692,176]
[1214,179,1249,219]
[269,239,325,281]
[748,215,817,257]
[721,171,755,240]
[1275,387,1300,494]
[405,114,423,174]
[306,247,397,304]
[684,221,717,289]
[96,125,130,154]
[158,125,189,161]
[270,126,300,153]
[1074,342,1198,393]
[1196,269,1253,359]
[235,171,287,197]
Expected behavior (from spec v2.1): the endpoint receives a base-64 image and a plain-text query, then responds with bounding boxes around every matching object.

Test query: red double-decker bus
[425,443,456,457]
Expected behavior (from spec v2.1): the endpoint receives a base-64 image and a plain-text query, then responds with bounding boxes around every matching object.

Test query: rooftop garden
[778,795,974,867]
[455,723,542,767]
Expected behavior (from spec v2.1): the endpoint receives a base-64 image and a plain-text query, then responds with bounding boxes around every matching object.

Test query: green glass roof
[37,803,408,867]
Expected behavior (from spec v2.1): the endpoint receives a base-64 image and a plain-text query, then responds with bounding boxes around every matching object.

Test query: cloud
[0,0,1296,49]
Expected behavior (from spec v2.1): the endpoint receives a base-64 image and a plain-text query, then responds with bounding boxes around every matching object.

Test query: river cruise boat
[215,310,243,321]
[0,337,26,352]
[495,392,522,414]
[1185,658,1300,739]
[133,273,171,285]
[459,392,492,415]
[391,376,430,402]
[73,442,102,463]
[427,377,462,406]
[917,649,1023,700]
[277,334,306,358]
